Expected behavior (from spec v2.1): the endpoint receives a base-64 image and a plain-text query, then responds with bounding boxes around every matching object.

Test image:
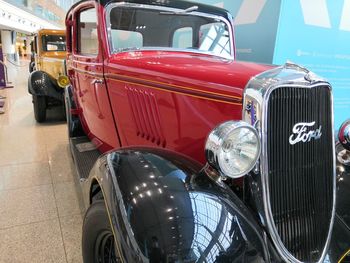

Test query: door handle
[92,79,104,119]
[91,79,104,85]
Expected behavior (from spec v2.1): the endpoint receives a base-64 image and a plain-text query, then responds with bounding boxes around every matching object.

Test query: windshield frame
[105,2,235,60]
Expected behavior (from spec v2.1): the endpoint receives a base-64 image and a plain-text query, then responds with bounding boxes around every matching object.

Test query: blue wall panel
[273,0,350,128]
[197,0,281,63]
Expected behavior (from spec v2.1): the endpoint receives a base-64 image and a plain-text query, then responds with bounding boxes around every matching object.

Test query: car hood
[107,51,274,97]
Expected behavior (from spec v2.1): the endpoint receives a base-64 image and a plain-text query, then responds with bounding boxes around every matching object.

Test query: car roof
[37,29,66,36]
[67,0,233,22]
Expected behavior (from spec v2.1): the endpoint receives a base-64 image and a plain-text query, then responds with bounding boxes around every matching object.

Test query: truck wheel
[29,62,35,73]
[82,201,120,263]
[33,95,46,122]
[65,87,84,137]
[62,103,67,121]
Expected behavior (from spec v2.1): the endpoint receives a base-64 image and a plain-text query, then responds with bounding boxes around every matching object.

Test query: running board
[70,136,101,180]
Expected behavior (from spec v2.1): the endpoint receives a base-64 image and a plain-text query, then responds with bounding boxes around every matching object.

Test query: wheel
[61,102,67,121]
[82,201,121,263]
[33,95,46,122]
[29,62,35,73]
[65,87,84,137]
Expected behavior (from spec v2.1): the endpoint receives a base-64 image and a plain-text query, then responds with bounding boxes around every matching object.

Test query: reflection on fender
[339,249,350,263]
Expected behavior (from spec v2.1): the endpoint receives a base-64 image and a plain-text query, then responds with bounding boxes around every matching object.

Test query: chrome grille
[266,86,334,262]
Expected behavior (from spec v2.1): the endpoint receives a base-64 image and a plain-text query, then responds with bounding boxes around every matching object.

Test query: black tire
[61,103,67,121]
[33,95,46,122]
[65,87,84,137]
[29,62,35,73]
[82,201,120,263]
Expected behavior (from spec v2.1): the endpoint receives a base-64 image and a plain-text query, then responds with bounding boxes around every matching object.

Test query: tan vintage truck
[28,29,69,122]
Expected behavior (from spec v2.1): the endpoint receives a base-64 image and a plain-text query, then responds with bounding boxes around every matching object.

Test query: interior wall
[273,0,350,128]
[198,0,281,64]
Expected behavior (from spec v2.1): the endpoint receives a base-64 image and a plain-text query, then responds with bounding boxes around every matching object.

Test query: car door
[73,3,119,151]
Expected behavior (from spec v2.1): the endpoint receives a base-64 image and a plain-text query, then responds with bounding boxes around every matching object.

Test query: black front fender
[28,71,63,101]
[327,142,350,262]
[85,148,281,263]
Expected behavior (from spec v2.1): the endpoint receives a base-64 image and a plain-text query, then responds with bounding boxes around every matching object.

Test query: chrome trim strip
[70,66,104,78]
[260,83,336,263]
[105,2,234,59]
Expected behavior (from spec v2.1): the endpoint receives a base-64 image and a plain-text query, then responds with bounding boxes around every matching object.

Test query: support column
[25,35,32,57]
[1,30,16,62]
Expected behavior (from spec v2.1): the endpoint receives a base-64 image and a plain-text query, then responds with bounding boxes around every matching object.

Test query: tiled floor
[0,60,83,263]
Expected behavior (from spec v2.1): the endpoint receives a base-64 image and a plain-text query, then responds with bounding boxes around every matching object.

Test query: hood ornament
[304,72,318,83]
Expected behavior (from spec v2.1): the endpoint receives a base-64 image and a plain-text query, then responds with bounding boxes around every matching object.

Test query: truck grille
[266,86,334,262]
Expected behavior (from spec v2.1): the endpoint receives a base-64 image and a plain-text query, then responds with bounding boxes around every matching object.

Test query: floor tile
[0,219,67,263]
[50,158,76,184]
[41,122,68,145]
[0,61,84,261]
[0,185,57,229]
[60,214,84,263]
[48,143,76,184]
[0,127,48,166]
[54,182,84,217]
[0,162,51,190]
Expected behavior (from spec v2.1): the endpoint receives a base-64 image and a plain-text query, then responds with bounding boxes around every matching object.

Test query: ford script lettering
[289,122,322,145]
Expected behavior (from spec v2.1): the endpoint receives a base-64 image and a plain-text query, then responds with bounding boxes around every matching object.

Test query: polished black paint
[327,142,350,262]
[336,143,350,227]
[85,148,282,263]
[28,71,64,101]
[328,215,350,262]
[64,85,84,137]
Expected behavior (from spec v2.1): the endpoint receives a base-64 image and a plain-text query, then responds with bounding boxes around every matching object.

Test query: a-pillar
[1,30,16,62]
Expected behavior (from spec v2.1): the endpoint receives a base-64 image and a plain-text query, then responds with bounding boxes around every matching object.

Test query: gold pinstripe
[106,77,242,105]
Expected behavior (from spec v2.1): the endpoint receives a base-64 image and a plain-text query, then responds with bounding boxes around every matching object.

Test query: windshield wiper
[160,6,198,15]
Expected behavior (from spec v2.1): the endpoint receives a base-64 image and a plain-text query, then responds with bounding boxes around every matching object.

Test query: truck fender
[28,71,63,101]
[84,147,280,263]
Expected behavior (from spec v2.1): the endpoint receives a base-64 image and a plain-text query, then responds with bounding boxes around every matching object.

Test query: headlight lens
[57,75,70,88]
[205,121,261,178]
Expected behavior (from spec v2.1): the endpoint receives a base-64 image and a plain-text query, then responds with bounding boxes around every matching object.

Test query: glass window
[173,27,193,49]
[42,35,66,51]
[199,22,231,57]
[108,6,232,58]
[78,8,98,55]
[111,30,143,52]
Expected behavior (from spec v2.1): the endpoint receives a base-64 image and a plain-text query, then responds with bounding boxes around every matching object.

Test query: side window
[111,30,143,52]
[77,8,98,55]
[172,27,193,49]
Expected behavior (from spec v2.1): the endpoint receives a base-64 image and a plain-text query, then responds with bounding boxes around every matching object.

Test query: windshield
[42,35,66,52]
[107,4,233,58]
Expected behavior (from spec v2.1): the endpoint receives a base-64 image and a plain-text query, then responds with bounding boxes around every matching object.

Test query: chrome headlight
[205,121,261,178]
[57,75,70,88]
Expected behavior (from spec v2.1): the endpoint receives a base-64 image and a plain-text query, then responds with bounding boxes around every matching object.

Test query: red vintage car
[65,0,350,262]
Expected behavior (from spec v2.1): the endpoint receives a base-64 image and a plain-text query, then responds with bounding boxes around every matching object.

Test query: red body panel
[66,1,272,163]
[105,52,271,163]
